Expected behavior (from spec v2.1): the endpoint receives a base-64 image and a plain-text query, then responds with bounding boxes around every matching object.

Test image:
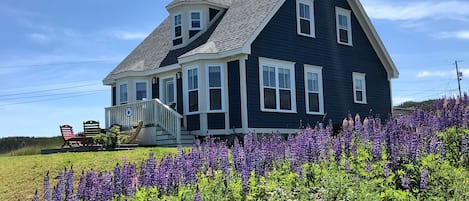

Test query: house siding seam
[246,0,391,129]
[228,60,242,129]
[186,114,200,131]
[207,113,226,129]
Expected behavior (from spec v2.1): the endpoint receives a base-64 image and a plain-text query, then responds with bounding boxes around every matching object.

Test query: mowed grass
[0,147,178,201]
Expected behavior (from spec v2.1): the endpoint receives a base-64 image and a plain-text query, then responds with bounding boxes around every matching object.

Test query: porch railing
[105,99,182,144]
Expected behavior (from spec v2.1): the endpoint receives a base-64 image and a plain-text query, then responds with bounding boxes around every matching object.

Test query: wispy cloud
[434,31,469,40]
[112,30,148,40]
[362,0,469,21]
[28,33,50,42]
[416,68,469,78]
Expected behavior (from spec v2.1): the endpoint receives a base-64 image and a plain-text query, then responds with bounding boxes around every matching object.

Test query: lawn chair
[59,125,86,148]
[121,121,144,144]
[83,120,102,145]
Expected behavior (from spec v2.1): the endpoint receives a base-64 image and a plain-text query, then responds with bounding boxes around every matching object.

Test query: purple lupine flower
[32,189,39,201]
[220,146,230,180]
[383,162,390,178]
[194,190,202,201]
[241,167,249,194]
[113,163,122,195]
[44,171,51,201]
[372,130,382,162]
[76,171,86,200]
[420,168,428,190]
[52,186,60,201]
[64,167,74,201]
[401,175,410,190]
[84,171,99,200]
[366,163,372,173]
[462,135,468,156]
[55,169,65,201]
[344,160,350,173]
[333,137,342,163]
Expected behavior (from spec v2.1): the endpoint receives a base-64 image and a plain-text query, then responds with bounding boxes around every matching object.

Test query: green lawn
[0,147,177,201]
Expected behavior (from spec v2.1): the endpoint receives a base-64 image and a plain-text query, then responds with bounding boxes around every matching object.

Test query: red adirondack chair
[60,125,87,148]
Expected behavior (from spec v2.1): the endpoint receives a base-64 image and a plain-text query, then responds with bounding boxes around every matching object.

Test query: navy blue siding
[228,60,242,129]
[208,113,225,129]
[187,114,200,131]
[112,86,116,106]
[177,75,183,115]
[246,0,391,128]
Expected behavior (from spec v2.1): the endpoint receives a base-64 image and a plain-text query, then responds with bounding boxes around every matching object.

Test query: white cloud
[112,30,148,40]
[28,33,49,42]
[416,68,469,78]
[434,31,469,40]
[362,0,469,21]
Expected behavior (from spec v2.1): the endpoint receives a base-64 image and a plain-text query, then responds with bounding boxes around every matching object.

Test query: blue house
[103,0,399,146]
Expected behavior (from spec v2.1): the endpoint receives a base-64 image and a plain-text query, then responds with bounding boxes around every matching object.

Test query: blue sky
[0,0,468,137]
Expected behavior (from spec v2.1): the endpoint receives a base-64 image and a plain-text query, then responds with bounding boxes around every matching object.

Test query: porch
[105,99,193,146]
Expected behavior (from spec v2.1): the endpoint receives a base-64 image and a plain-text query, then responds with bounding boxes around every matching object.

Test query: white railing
[105,99,182,144]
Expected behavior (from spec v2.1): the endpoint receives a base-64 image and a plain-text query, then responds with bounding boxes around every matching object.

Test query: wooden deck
[40,144,138,154]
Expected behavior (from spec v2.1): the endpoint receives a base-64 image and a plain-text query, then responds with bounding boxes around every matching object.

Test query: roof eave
[166,1,229,11]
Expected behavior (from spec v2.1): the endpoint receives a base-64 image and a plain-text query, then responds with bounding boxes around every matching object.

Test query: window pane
[309,93,319,112]
[209,66,221,87]
[188,70,193,89]
[192,21,200,28]
[263,67,269,87]
[299,3,305,18]
[304,4,310,19]
[356,91,363,102]
[191,12,200,20]
[355,79,363,90]
[339,29,348,43]
[263,66,275,87]
[166,80,174,103]
[175,26,182,37]
[264,88,276,109]
[174,15,181,26]
[279,68,290,89]
[269,67,275,87]
[193,69,198,89]
[189,91,198,112]
[279,90,291,110]
[210,89,222,110]
[120,84,127,103]
[339,15,347,28]
[300,19,311,35]
[136,82,147,100]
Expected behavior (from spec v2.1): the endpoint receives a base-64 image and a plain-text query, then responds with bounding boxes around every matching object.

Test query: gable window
[304,65,324,114]
[336,7,352,45]
[296,0,315,37]
[207,65,224,112]
[352,72,367,104]
[119,83,128,105]
[190,11,202,30]
[187,67,199,113]
[135,81,148,101]
[259,58,296,113]
[173,13,182,46]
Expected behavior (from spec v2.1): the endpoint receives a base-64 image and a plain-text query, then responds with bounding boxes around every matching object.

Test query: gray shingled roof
[105,0,281,81]
[167,0,232,8]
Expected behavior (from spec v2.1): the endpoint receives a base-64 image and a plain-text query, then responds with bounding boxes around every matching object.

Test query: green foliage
[93,126,125,150]
[438,127,469,169]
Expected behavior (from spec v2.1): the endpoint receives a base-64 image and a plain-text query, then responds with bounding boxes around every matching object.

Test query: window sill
[185,111,200,115]
[260,108,297,114]
[306,111,325,115]
[354,101,367,105]
[338,41,353,46]
[207,110,225,113]
[297,32,316,38]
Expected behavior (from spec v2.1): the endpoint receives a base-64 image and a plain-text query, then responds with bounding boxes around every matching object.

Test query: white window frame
[304,65,324,115]
[206,64,225,113]
[189,10,203,30]
[118,82,128,105]
[352,72,367,104]
[134,80,149,102]
[184,66,200,114]
[336,7,352,46]
[159,75,177,105]
[173,13,182,40]
[296,0,315,38]
[259,57,297,113]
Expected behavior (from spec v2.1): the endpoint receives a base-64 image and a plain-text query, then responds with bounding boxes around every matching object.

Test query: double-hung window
[173,13,182,45]
[304,65,324,114]
[297,0,315,37]
[336,7,352,45]
[119,83,128,105]
[259,58,296,113]
[187,67,199,113]
[135,81,148,101]
[207,65,223,111]
[190,11,202,30]
[352,72,367,104]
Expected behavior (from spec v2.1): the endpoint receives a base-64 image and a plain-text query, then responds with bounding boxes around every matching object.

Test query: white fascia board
[102,64,181,85]
[347,0,399,80]
[166,1,229,11]
[177,48,247,64]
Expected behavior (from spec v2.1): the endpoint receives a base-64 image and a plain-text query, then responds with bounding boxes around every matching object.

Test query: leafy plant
[93,126,124,150]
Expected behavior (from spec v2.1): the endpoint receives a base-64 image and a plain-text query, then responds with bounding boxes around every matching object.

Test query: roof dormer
[166,0,229,49]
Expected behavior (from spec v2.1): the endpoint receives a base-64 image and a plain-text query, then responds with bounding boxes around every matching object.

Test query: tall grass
[0,136,62,156]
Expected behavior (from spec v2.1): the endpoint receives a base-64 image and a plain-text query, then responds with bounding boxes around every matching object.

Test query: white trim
[296,0,315,38]
[189,10,203,30]
[134,80,149,101]
[172,12,183,40]
[166,1,229,10]
[184,65,200,115]
[118,81,129,105]
[336,7,353,46]
[258,57,297,113]
[159,75,177,105]
[239,56,249,130]
[352,72,367,104]
[304,65,324,115]
[103,64,181,85]
[205,63,225,113]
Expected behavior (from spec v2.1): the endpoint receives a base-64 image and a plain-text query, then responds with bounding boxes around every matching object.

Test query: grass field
[0,147,177,201]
